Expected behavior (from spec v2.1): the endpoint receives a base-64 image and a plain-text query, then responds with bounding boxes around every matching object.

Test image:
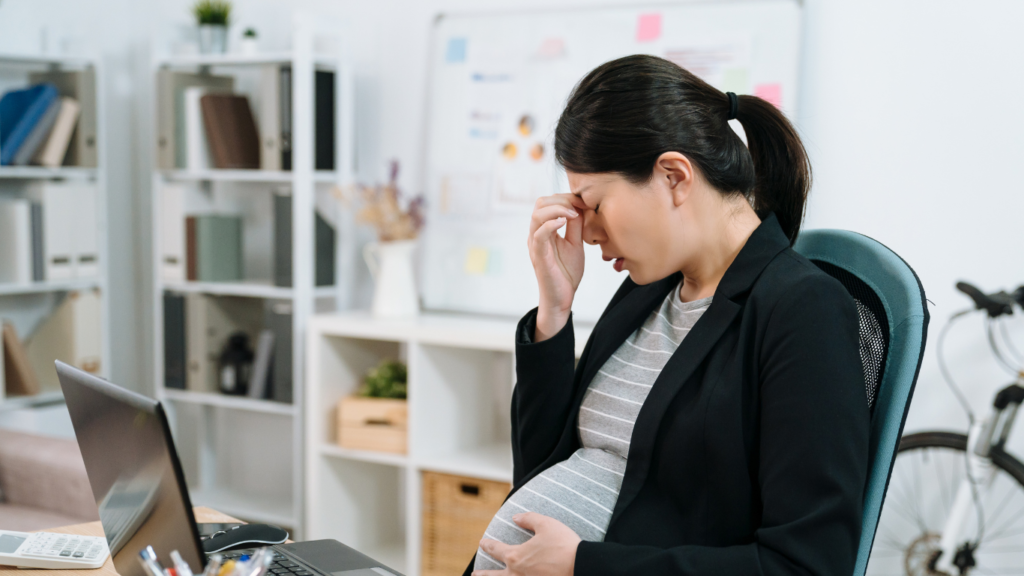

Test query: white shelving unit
[305,312,592,576]
[149,17,353,537]
[0,53,110,400]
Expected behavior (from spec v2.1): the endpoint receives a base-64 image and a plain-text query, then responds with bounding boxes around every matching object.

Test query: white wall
[1,0,1023,445]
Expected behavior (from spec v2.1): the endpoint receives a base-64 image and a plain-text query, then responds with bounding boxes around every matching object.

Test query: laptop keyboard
[218,549,313,576]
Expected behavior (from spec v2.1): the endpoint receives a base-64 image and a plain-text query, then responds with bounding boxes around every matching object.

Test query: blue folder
[0,83,59,166]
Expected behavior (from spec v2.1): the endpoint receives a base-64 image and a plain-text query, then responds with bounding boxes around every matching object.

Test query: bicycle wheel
[865,431,1024,576]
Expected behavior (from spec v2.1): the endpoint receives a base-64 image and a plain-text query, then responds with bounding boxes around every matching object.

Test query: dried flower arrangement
[356,161,425,242]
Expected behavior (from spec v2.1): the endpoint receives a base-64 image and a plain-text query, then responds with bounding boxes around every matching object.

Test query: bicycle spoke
[984,479,1019,533]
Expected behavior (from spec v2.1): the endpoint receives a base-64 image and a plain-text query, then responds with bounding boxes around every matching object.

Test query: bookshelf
[305,313,592,576]
[149,17,353,537]
[0,53,110,402]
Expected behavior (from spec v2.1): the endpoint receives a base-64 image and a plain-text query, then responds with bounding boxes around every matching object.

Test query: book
[258,66,281,171]
[2,322,39,397]
[25,289,102,392]
[154,70,234,169]
[280,66,292,170]
[29,69,97,167]
[12,97,61,166]
[247,329,275,400]
[315,71,335,171]
[33,97,80,168]
[265,301,293,403]
[160,184,186,282]
[164,293,186,390]
[273,191,336,287]
[200,94,260,170]
[0,199,33,283]
[184,87,212,170]
[0,83,58,166]
[185,214,243,282]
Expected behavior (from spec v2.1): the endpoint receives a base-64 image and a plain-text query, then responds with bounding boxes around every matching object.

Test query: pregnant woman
[467,55,869,576]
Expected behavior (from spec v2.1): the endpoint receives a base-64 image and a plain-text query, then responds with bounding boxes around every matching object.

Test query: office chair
[793,229,929,576]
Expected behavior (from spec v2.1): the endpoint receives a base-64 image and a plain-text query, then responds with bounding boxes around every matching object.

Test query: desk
[0,508,239,576]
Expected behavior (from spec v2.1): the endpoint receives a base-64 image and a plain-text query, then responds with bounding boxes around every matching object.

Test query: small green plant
[192,0,232,26]
[359,360,407,399]
[243,27,257,38]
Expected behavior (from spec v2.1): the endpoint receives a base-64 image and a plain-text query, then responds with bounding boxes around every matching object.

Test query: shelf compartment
[189,487,295,527]
[163,389,295,416]
[163,281,337,299]
[0,53,95,68]
[159,169,339,183]
[415,443,513,484]
[0,167,98,180]
[308,458,406,564]
[0,278,102,296]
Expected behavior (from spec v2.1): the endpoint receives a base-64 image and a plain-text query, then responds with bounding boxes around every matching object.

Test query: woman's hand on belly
[475,512,581,576]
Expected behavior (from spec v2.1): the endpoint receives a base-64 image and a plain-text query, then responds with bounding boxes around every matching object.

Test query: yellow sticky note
[464,247,489,275]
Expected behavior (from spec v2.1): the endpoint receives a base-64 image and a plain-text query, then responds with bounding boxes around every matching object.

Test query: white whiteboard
[421,0,802,321]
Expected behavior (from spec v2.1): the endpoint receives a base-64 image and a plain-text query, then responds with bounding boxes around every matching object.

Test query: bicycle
[865,282,1024,576]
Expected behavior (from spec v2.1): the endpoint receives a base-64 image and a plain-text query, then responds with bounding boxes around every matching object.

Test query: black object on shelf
[218,332,254,396]
[163,293,186,390]
[315,70,335,171]
[273,192,336,288]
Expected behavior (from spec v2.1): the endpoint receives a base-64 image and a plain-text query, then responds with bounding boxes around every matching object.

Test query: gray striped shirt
[476,282,711,570]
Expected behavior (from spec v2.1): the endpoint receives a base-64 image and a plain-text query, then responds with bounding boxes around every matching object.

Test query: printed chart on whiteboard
[422,1,802,320]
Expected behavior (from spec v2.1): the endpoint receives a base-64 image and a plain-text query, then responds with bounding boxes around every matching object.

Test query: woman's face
[567,169,686,285]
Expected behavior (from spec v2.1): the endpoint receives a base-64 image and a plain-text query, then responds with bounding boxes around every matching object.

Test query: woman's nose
[582,211,606,245]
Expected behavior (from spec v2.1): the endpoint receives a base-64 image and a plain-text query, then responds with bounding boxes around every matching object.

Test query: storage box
[421,471,510,576]
[336,396,408,453]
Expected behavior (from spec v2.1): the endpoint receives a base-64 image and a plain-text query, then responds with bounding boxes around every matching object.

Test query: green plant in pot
[193,0,231,54]
[359,360,407,399]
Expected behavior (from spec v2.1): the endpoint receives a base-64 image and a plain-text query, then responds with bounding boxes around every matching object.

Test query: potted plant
[240,27,258,55]
[193,0,231,55]
[356,161,426,317]
[337,360,409,454]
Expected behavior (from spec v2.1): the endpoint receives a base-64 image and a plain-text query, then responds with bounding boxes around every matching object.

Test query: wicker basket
[421,471,510,576]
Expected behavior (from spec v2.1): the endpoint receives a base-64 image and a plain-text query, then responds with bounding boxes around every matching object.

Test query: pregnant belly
[474,448,626,571]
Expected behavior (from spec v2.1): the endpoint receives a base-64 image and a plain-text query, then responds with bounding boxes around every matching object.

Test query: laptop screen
[56,361,206,576]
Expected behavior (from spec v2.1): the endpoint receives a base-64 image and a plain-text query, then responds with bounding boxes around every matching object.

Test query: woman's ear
[653,152,694,207]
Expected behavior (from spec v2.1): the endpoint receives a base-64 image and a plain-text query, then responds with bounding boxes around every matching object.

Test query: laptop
[55,361,403,576]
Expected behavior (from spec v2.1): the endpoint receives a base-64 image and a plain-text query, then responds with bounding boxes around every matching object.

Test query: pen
[138,546,165,576]
[170,550,195,576]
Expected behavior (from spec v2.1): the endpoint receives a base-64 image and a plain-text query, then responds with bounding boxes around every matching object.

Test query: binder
[29,182,76,280]
[12,97,61,166]
[25,289,102,392]
[273,191,336,287]
[155,70,233,169]
[315,71,335,170]
[185,214,244,282]
[280,66,292,170]
[200,94,260,170]
[30,202,44,281]
[247,329,275,400]
[184,87,213,170]
[0,200,33,283]
[33,97,80,168]
[258,65,281,171]
[164,293,186,390]
[74,185,99,278]
[29,69,97,167]
[0,83,58,166]
[160,184,186,282]
[265,301,293,403]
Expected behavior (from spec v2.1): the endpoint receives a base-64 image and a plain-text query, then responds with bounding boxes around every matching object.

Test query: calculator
[0,530,110,569]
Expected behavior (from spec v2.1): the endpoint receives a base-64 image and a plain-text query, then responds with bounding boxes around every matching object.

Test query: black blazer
[463,213,869,576]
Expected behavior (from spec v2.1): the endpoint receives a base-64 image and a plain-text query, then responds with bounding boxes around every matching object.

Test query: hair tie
[726,92,739,120]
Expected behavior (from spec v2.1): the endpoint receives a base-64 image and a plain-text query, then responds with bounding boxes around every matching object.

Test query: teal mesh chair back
[793,229,929,576]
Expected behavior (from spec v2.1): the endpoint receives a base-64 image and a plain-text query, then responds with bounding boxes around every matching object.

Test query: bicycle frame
[933,377,1024,573]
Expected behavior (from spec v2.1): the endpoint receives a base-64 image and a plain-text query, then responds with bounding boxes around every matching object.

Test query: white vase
[239,37,258,55]
[198,24,228,54]
[364,240,419,317]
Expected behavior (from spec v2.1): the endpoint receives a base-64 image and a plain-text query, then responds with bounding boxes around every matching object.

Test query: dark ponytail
[554,55,811,243]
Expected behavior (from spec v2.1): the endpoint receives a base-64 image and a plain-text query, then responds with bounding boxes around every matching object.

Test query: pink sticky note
[636,13,661,42]
[754,83,783,109]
